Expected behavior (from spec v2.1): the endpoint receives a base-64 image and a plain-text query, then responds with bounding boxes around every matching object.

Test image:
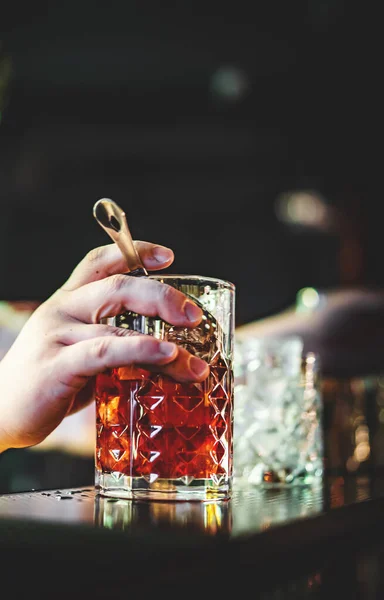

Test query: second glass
[234,336,324,487]
[94,274,235,501]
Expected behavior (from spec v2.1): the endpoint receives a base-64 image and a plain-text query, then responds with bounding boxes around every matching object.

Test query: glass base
[95,471,232,502]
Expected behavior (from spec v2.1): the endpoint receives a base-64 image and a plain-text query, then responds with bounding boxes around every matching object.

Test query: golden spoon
[93,198,148,277]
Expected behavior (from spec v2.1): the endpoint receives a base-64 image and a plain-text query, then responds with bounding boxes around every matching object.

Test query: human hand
[0,242,209,452]
[306,287,384,377]
[236,287,384,378]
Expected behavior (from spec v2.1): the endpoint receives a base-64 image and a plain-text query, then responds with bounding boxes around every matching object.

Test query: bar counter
[2,473,384,598]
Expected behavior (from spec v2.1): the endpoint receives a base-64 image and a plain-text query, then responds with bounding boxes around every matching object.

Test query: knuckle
[91,338,110,362]
[108,273,130,294]
[113,327,137,339]
[161,282,178,305]
[142,336,160,354]
[132,332,155,352]
[129,332,160,359]
[85,245,107,264]
[31,299,53,319]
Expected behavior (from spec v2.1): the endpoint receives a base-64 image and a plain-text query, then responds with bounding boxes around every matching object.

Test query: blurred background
[0,1,382,492]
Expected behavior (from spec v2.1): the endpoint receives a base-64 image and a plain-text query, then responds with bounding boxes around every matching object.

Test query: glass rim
[148,273,235,291]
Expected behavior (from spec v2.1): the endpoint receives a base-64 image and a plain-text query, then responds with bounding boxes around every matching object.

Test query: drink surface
[95,361,233,483]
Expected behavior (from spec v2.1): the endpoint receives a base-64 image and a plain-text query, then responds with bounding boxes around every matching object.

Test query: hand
[306,287,384,377]
[0,242,209,452]
[236,287,384,378]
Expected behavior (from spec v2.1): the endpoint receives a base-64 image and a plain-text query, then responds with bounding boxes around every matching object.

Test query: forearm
[236,306,315,343]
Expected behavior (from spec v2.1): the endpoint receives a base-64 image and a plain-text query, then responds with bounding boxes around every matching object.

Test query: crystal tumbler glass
[234,335,324,487]
[95,274,235,501]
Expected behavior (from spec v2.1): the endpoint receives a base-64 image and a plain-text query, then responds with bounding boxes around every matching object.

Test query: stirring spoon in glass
[93,198,148,277]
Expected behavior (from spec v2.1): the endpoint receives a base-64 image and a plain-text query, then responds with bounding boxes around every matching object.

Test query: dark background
[1,0,381,327]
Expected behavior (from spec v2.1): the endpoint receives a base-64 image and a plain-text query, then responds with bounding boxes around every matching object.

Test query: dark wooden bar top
[2,474,384,598]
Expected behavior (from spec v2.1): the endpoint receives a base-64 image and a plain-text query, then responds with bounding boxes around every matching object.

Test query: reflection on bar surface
[94,495,233,537]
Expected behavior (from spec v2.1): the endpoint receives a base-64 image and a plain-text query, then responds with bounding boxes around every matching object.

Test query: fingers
[141,346,210,382]
[60,275,203,326]
[58,335,210,383]
[58,323,141,345]
[62,242,174,291]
